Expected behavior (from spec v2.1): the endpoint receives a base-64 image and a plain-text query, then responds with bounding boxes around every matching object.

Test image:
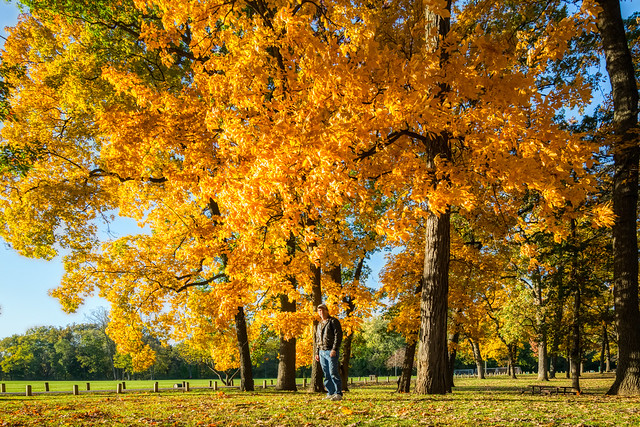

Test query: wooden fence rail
[0,376,396,397]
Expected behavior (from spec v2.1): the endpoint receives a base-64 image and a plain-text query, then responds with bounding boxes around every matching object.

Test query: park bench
[528,385,576,395]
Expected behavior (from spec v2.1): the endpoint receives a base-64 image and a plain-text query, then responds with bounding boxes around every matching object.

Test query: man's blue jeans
[319,349,342,396]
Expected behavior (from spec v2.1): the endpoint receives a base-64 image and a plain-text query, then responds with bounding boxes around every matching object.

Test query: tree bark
[397,341,417,392]
[446,330,460,392]
[310,260,325,393]
[507,344,518,379]
[276,292,297,391]
[415,207,450,394]
[234,306,254,391]
[600,323,608,374]
[570,283,581,392]
[414,1,452,397]
[276,234,298,391]
[340,329,353,392]
[595,0,640,396]
[537,331,549,381]
[469,339,485,379]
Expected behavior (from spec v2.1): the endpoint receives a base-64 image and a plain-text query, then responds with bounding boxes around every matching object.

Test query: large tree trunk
[537,331,549,381]
[595,0,640,396]
[397,341,417,392]
[276,292,297,391]
[469,339,485,379]
[415,207,451,394]
[234,306,254,391]
[414,1,452,397]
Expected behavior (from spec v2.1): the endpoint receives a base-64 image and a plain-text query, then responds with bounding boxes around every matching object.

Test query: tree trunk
[469,339,485,379]
[397,341,417,392]
[276,291,297,391]
[234,306,254,391]
[340,331,353,392]
[595,0,640,396]
[446,330,460,392]
[605,329,612,372]
[600,323,608,374]
[566,334,572,378]
[537,331,548,381]
[549,354,558,379]
[570,284,581,392]
[310,260,325,393]
[507,344,518,379]
[414,0,452,397]
[415,208,450,394]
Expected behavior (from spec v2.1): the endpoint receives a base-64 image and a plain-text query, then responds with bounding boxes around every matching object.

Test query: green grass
[1,373,639,426]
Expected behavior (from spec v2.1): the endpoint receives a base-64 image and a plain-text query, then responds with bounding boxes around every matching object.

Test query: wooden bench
[528,385,576,395]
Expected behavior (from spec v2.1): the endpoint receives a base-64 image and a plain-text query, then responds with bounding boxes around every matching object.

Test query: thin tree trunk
[397,341,417,392]
[605,329,612,372]
[508,344,518,379]
[469,339,485,379]
[310,260,324,393]
[234,306,254,391]
[571,286,581,392]
[446,330,460,392]
[340,330,353,392]
[595,0,640,396]
[566,332,572,379]
[600,323,608,374]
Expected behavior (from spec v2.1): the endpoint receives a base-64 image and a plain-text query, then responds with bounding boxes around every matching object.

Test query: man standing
[315,303,343,401]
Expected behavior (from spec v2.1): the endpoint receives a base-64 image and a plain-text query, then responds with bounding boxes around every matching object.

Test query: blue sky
[0,0,639,339]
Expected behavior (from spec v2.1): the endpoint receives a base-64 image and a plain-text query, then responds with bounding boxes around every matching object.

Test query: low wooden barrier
[0,376,396,397]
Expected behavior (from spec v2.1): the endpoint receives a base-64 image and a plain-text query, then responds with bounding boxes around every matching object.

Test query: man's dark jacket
[316,316,343,356]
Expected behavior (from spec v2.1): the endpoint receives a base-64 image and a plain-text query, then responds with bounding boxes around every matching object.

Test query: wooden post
[86,383,91,391]
[209,380,213,388]
[73,385,79,396]
[182,381,186,388]
[26,385,32,397]
[44,382,49,392]
[153,382,159,393]
[213,381,218,391]
[263,380,267,389]
[350,378,353,385]
[122,381,126,390]
[1,383,5,393]
[270,379,273,385]
[117,383,123,394]
[185,382,190,392]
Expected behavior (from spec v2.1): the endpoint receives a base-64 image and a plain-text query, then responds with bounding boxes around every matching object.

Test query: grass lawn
[1,373,639,426]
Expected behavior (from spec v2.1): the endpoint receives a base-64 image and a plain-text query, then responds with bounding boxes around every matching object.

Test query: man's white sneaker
[331,394,343,401]
[323,394,334,400]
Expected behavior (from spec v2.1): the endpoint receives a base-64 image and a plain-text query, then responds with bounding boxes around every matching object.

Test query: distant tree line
[4,312,603,382]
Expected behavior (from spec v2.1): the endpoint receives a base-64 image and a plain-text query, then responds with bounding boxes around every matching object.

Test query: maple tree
[0,0,627,397]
